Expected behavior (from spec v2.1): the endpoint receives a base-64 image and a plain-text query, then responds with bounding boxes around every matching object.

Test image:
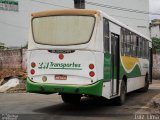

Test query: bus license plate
[55,75,67,80]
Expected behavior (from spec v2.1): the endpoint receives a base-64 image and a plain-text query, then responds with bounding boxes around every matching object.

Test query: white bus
[27,9,152,105]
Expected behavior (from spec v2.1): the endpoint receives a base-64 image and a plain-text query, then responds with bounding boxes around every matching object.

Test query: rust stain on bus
[31,9,100,17]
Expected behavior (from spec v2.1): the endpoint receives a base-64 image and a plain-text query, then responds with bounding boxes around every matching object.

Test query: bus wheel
[139,74,149,92]
[115,80,126,105]
[61,93,81,104]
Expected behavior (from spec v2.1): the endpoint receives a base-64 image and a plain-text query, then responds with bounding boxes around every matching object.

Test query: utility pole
[74,0,85,9]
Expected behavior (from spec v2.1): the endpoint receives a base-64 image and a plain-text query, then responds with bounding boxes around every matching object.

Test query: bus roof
[98,10,151,42]
[31,9,100,17]
[31,9,151,42]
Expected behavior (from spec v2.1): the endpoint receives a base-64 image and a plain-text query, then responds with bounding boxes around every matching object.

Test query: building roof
[151,19,160,25]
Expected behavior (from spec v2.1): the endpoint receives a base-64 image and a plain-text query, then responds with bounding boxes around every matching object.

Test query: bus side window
[142,38,145,58]
[133,33,137,57]
[130,32,135,57]
[124,29,128,55]
[126,30,131,56]
[121,28,125,55]
[136,36,139,57]
[143,39,146,58]
[146,41,149,59]
[130,32,133,56]
[103,18,109,52]
[139,37,142,58]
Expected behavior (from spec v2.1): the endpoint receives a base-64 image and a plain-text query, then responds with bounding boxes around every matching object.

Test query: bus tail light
[31,62,36,68]
[89,71,95,77]
[59,53,64,60]
[89,64,94,69]
[30,69,35,75]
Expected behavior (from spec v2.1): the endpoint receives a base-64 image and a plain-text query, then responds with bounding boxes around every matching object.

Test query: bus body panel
[28,50,102,85]
[102,82,111,99]
[127,76,145,92]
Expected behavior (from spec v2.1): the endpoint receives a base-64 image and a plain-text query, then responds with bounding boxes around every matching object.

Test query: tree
[152,37,160,54]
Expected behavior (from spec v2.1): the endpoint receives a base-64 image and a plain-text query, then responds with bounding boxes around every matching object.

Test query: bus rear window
[32,16,95,45]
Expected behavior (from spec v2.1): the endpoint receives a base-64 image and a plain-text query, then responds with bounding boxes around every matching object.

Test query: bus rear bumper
[26,78,103,96]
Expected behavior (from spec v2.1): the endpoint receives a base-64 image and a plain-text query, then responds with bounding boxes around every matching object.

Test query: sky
[149,0,160,20]
[0,0,160,47]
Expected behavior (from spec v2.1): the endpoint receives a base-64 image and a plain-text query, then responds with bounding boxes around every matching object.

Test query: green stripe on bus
[104,53,112,81]
[104,53,141,80]
[26,78,103,96]
[119,59,141,79]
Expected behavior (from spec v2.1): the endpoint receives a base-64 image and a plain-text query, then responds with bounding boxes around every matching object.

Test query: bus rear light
[30,69,35,75]
[89,64,94,69]
[31,62,36,68]
[89,71,95,77]
[59,53,64,60]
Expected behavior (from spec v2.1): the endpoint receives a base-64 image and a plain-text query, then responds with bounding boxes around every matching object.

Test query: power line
[85,1,160,16]
[31,0,71,9]
[30,0,151,21]
[32,0,160,16]
[0,21,28,29]
[110,14,149,21]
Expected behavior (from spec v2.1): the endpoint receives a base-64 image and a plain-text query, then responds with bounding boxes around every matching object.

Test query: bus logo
[38,62,82,70]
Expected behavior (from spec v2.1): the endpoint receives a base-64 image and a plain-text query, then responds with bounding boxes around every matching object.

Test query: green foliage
[152,37,160,54]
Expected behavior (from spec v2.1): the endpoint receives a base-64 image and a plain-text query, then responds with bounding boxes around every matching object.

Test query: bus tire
[115,80,126,105]
[139,74,149,92]
[61,93,81,104]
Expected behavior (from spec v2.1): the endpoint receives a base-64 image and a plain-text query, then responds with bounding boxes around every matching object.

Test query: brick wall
[0,49,27,69]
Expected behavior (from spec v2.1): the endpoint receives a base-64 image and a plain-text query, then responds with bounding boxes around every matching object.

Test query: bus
[27,9,152,105]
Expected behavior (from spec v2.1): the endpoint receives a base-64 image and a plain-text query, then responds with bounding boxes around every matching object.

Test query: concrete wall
[0,49,26,69]
[0,0,150,47]
[153,54,160,79]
